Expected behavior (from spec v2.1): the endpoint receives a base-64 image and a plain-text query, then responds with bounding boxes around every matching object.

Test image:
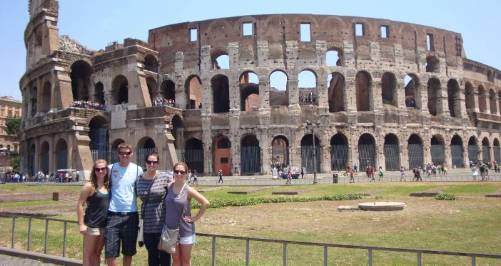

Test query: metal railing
[1,214,500,265]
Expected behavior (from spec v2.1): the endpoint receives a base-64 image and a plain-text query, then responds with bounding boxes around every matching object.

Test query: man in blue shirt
[105,143,143,266]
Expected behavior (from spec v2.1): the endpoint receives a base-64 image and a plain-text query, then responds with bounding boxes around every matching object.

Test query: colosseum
[20,0,501,178]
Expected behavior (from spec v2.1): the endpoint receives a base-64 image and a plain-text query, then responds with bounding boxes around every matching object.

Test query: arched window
[465,82,475,111]
[358,134,376,170]
[239,71,260,112]
[447,79,461,117]
[384,134,400,170]
[327,73,345,112]
[213,53,229,69]
[40,82,51,113]
[55,139,68,170]
[425,56,439,73]
[301,134,321,173]
[489,89,497,114]
[356,71,372,111]
[269,70,288,106]
[144,54,158,72]
[161,80,175,102]
[185,138,204,174]
[404,74,420,109]
[430,135,445,165]
[408,134,424,169]
[330,133,348,170]
[213,135,231,176]
[482,138,491,163]
[427,78,441,116]
[211,75,230,113]
[478,86,487,113]
[450,135,464,168]
[381,72,397,106]
[241,135,261,174]
[298,70,317,105]
[112,75,128,104]
[94,82,105,104]
[146,77,158,104]
[89,116,108,161]
[272,136,289,169]
[326,49,343,66]
[468,137,479,163]
[185,75,202,109]
[70,60,92,101]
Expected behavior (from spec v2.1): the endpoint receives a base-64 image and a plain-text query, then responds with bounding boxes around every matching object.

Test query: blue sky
[1,0,500,100]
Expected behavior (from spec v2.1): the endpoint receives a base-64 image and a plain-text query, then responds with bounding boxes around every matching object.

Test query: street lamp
[305,120,319,184]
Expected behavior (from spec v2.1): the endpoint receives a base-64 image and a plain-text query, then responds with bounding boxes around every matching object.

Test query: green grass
[1,182,501,265]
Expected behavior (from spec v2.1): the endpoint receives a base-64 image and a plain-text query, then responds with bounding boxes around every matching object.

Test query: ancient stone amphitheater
[20,0,500,178]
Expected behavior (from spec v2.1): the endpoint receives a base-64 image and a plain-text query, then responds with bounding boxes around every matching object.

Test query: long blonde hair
[90,159,109,190]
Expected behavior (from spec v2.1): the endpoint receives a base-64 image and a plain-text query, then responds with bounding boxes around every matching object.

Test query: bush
[435,193,456,200]
[192,193,363,209]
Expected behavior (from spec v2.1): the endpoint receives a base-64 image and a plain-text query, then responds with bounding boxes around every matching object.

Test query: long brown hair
[90,159,110,190]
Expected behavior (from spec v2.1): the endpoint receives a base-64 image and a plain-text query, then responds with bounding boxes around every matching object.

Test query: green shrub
[435,193,456,200]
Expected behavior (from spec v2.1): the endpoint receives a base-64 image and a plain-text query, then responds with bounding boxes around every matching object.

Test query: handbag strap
[140,174,158,219]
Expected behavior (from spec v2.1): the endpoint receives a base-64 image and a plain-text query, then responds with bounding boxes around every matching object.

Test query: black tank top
[84,190,109,228]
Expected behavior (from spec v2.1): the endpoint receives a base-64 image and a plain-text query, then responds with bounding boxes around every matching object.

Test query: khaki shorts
[86,227,104,236]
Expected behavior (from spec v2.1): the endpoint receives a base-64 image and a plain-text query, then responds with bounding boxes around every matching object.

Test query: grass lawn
[1,182,501,265]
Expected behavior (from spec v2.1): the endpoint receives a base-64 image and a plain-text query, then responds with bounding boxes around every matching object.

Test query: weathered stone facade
[20,0,501,178]
[0,96,22,153]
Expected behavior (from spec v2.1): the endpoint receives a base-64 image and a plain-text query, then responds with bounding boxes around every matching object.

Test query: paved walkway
[0,254,57,266]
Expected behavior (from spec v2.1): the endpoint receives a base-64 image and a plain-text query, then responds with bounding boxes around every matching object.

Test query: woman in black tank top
[77,159,110,266]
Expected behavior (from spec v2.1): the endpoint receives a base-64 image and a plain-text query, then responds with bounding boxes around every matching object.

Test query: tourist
[77,159,110,266]
[105,143,143,266]
[399,166,405,181]
[366,163,375,182]
[378,166,384,181]
[164,162,210,266]
[217,169,224,184]
[345,165,355,183]
[136,152,171,266]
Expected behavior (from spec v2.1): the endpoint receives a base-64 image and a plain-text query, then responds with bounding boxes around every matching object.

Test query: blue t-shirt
[108,162,143,212]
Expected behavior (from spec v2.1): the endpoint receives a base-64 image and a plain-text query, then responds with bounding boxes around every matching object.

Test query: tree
[5,117,21,136]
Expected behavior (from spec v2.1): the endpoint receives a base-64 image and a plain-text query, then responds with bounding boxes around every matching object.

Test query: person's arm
[184,187,209,223]
[76,183,92,234]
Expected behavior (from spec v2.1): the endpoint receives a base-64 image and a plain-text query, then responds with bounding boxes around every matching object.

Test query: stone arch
[55,139,68,170]
[185,138,204,174]
[211,75,230,113]
[430,135,445,165]
[478,85,487,113]
[381,72,397,107]
[482,137,491,163]
[450,135,464,167]
[356,71,372,111]
[30,86,37,116]
[271,136,289,170]
[241,134,261,174]
[89,116,109,161]
[213,135,232,176]
[326,48,343,66]
[239,71,260,112]
[185,75,202,109]
[489,89,497,114]
[112,75,128,104]
[404,74,420,109]
[161,79,175,102]
[447,79,461,117]
[28,144,36,176]
[493,138,501,163]
[465,82,475,110]
[301,134,321,173]
[408,134,424,169]
[70,60,92,101]
[425,55,440,73]
[144,54,158,72]
[171,115,184,149]
[298,69,318,105]
[40,81,51,113]
[358,133,376,170]
[468,136,479,163]
[427,78,441,116]
[327,72,345,112]
[269,70,289,106]
[330,133,348,170]
[212,51,229,70]
[384,134,400,170]
[137,137,156,164]
[94,82,105,104]
[39,141,50,174]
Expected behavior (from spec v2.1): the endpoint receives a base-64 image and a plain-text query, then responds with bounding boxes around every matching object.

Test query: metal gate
[468,145,478,163]
[90,128,108,161]
[331,145,348,170]
[91,149,108,162]
[482,146,490,163]
[241,146,261,174]
[450,145,464,167]
[408,144,424,169]
[495,146,501,163]
[431,145,445,165]
[359,144,375,170]
[185,148,204,174]
[56,150,67,170]
[301,145,321,173]
[384,144,400,171]
[41,152,49,174]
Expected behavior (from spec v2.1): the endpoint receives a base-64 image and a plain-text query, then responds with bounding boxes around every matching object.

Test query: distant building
[0,96,22,153]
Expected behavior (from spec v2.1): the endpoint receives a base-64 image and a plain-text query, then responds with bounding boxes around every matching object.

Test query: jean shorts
[179,234,196,245]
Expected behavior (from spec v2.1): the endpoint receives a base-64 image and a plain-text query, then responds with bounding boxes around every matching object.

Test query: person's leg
[105,215,122,266]
[94,234,105,266]
[144,232,160,266]
[82,233,96,266]
[171,245,182,266]
[179,244,193,266]
[121,213,139,266]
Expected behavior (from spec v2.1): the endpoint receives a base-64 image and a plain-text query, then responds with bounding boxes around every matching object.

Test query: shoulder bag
[158,183,186,254]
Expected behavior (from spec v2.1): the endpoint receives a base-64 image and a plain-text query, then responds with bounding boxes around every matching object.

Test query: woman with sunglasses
[165,162,210,266]
[136,152,172,266]
[77,159,110,266]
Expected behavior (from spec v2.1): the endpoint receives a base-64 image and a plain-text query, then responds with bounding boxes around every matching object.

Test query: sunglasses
[174,170,186,175]
[119,151,132,156]
[94,167,107,172]
[146,160,159,165]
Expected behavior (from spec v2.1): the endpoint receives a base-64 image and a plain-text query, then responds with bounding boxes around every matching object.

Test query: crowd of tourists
[71,100,106,110]
[77,143,209,266]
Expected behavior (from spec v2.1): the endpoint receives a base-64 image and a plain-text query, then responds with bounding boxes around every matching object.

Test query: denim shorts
[104,212,139,258]
[179,234,196,245]
[86,226,104,236]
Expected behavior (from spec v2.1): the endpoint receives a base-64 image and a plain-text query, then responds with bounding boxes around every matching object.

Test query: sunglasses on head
[146,160,159,165]
[94,167,107,172]
[174,170,186,175]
